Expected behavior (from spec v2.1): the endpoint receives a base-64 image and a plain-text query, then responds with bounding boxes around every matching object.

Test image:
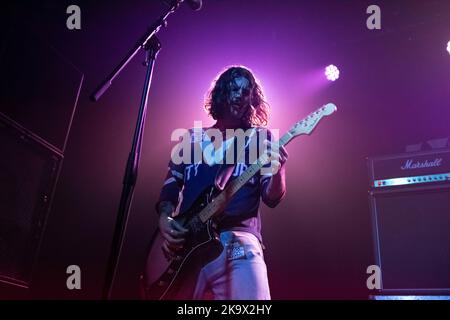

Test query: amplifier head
[367,149,450,189]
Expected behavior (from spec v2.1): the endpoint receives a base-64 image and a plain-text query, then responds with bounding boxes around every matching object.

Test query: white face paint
[228,76,252,120]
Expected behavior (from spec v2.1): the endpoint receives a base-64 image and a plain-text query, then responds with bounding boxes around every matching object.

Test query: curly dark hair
[204,66,270,127]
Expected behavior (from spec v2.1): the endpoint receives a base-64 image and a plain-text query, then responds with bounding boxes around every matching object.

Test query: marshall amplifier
[367,148,450,294]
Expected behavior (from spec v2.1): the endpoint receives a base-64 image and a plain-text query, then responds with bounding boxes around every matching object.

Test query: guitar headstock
[289,103,337,137]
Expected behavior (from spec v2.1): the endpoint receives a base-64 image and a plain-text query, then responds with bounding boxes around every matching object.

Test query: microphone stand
[90,1,182,300]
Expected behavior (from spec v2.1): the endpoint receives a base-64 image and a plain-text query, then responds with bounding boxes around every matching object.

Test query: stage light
[447,41,450,54]
[325,64,339,81]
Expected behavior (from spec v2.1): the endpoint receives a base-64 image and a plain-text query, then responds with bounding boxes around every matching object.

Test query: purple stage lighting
[325,65,340,81]
[447,41,450,54]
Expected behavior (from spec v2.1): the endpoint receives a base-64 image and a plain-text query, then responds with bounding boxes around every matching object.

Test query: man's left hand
[264,140,288,175]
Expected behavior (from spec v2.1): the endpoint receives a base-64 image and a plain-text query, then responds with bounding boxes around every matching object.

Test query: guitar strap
[215,163,235,191]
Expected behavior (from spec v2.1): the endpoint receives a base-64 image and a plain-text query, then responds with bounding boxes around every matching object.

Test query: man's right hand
[158,209,189,260]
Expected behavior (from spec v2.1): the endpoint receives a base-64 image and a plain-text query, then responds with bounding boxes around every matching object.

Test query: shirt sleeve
[155,129,192,214]
[156,159,185,212]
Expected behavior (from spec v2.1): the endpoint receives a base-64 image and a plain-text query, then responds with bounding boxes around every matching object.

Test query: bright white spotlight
[325,64,340,81]
[447,41,450,54]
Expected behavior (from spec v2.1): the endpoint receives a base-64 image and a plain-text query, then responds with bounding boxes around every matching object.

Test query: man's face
[228,76,252,119]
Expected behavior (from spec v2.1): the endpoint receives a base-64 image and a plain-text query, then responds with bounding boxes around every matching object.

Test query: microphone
[161,0,202,11]
[185,0,202,11]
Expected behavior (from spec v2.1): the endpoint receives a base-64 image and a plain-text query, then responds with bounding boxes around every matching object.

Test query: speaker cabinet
[370,186,450,293]
[0,16,83,153]
[0,114,62,288]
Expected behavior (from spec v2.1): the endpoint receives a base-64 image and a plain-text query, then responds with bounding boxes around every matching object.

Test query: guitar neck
[196,102,337,224]
[198,131,294,223]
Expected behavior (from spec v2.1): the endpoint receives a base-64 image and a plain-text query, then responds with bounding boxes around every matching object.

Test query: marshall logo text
[401,158,443,170]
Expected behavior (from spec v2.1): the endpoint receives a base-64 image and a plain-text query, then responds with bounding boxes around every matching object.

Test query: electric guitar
[141,103,337,299]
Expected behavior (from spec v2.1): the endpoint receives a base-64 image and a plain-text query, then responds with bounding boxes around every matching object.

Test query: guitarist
[155,66,288,299]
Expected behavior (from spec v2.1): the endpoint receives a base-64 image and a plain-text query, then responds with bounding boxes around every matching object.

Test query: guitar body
[142,186,224,300]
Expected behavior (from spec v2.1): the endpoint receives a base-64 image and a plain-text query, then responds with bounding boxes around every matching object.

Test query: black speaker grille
[371,187,450,293]
[0,118,61,287]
